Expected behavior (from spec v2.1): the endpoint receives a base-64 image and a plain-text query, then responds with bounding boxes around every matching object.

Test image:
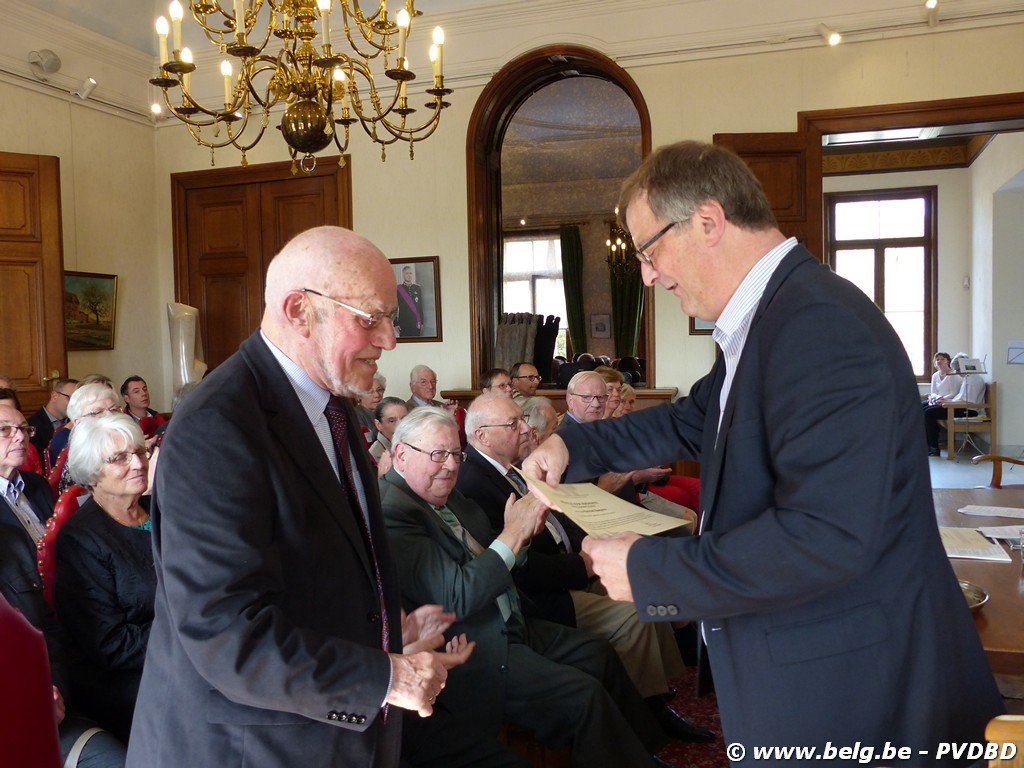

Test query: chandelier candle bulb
[318,0,331,46]
[432,26,444,74]
[169,0,184,52]
[396,8,410,65]
[220,60,233,106]
[233,0,245,38]
[429,43,439,79]
[181,47,193,90]
[156,16,169,65]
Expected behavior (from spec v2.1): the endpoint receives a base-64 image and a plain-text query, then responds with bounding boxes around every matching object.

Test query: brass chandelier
[150,0,451,173]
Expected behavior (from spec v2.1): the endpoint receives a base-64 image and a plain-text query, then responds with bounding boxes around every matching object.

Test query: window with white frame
[502,233,568,358]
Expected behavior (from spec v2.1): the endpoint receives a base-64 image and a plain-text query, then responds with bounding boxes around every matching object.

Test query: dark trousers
[504,618,666,768]
[923,404,977,449]
[59,712,127,768]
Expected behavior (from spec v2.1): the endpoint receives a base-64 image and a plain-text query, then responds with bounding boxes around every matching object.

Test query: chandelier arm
[373,109,442,142]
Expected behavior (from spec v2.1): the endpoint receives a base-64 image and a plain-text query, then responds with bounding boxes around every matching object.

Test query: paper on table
[518,470,688,537]
[958,505,1024,519]
[978,525,1024,541]
[939,527,1012,562]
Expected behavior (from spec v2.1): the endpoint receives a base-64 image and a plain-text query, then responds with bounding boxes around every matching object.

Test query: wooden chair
[972,454,1024,489]
[987,715,1024,767]
[939,382,996,461]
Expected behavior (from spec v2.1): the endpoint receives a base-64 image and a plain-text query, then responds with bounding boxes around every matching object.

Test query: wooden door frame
[465,45,654,388]
[171,156,352,307]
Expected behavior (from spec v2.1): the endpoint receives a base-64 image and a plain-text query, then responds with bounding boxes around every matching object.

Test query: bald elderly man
[128,227,448,768]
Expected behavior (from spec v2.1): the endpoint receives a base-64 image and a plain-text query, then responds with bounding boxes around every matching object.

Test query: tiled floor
[929,449,1024,489]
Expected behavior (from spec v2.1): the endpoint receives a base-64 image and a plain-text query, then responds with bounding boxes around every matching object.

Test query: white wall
[0,81,160,406]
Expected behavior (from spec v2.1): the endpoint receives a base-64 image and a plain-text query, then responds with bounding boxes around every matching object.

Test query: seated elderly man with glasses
[380,407,670,768]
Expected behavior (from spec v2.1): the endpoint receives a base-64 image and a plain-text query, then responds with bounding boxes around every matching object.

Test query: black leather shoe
[653,703,716,742]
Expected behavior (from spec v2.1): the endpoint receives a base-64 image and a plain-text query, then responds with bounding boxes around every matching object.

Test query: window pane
[878,198,925,239]
[834,200,881,240]
[503,237,562,278]
[502,280,532,313]
[834,249,875,301]
[886,310,925,377]
[535,277,568,321]
[884,247,924,312]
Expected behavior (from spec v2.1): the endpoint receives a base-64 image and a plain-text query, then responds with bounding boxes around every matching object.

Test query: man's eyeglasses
[634,221,677,265]
[301,288,399,329]
[571,393,609,405]
[53,390,72,399]
[403,443,467,464]
[104,448,149,466]
[478,417,524,430]
[0,424,35,439]
[512,375,541,382]
[370,387,386,395]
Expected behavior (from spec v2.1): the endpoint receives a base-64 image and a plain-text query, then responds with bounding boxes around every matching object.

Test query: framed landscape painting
[64,271,118,350]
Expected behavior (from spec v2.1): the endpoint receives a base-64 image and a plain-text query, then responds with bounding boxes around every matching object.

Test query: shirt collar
[472,444,511,474]
[0,471,24,501]
[259,330,331,422]
[713,237,797,343]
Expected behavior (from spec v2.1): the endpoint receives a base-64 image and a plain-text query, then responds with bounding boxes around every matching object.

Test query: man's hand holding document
[517,468,691,537]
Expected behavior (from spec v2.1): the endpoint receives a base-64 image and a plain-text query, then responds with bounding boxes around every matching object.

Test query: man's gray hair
[409,364,434,384]
[68,382,122,422]
[392,406,457,447]
[464,392,514,436]
[67,412,145,488]
[566,370,606,395]
[374,373,387,389]
[520,396,555,432]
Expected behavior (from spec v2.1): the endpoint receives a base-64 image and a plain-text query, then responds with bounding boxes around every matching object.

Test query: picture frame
[591,313,611,339]
[64,271,118,350]
[390,256,442,343]
[689,317,715,336]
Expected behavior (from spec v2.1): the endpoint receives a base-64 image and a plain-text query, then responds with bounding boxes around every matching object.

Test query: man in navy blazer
[128,227,447,768]
[524,141,1002,765]
[0,404,54,544]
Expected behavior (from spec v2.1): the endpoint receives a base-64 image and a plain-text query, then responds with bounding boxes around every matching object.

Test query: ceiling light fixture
[72,77,98,100]
[818,23,843,46]
[149,0,452,174]
[925,0,938,9]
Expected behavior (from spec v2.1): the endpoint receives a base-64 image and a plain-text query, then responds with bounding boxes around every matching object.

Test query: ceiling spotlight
[818,23,843,46]
[925,0,938,8]
[72,77,97,100]
[27,49,61,81]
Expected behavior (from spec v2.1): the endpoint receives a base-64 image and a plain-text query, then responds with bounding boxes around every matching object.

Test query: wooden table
[933,488,1024,677]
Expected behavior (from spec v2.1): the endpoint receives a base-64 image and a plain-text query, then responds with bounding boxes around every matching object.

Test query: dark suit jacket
[380,471,518,736]
[558,245,1002,763]
[28,407,57,460]
[127,332,402,768]
[0,471,54,537]
[455,445,587,627]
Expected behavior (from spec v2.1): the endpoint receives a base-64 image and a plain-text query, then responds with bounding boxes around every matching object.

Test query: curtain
[559,225,586,355]
[610,258,644,359]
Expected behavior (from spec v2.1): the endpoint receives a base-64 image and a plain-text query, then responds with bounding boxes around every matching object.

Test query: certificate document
[518,469,690,537]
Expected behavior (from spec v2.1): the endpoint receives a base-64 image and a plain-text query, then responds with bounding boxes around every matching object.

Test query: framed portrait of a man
[390,256,442,342]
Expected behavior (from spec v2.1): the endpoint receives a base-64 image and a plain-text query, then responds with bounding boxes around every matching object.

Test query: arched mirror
[466,46,653,388]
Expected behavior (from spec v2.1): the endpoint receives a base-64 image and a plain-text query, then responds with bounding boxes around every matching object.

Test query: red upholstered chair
[47,445,69,500]
[0,593,62,768]
[37,484,89,610]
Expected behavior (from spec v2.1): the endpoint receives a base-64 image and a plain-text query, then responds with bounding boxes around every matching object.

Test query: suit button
[499,664,508,673]
[357,715,366,725]
[656,605,668,617]
[646,605,657,617]
[327,711,340,721]
[347,715,358,723]
[500,628,508,636]
[367,611,380,623]
[667,605,678,616]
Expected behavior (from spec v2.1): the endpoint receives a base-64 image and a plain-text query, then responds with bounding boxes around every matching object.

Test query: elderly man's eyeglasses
[571,393,609,405]
[634,221,677,265]
[104,448,149,466]
[301,288,399,329]
[403,443,467,464]
[512,374,542,382]
[478,417,524,430]
[0,424,36,439]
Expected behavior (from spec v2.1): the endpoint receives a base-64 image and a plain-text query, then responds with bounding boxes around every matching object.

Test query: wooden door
[0,152,66,414]
[713,131,823,259]
[173,157,352,370]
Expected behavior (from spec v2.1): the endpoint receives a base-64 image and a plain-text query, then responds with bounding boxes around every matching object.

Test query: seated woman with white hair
[55,412,155,743]
[49,382,122,495]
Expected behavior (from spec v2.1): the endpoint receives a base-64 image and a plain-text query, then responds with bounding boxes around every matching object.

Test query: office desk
[933,488,1024,677]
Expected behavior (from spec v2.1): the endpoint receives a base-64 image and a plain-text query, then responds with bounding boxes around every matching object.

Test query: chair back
[47,445,69,499]
[972,454,1024,489]
[36,484,88,609]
